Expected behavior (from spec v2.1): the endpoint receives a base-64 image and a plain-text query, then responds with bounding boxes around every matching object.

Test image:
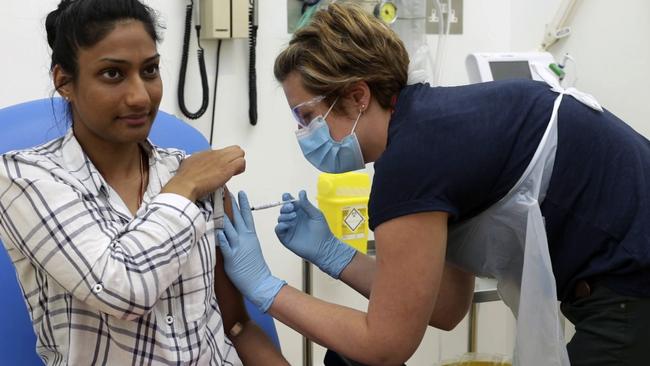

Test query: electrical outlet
[426,0,463,35]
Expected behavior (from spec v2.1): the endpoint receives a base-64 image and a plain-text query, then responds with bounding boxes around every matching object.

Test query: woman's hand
[162,146,245,201]
[275,190,356,278]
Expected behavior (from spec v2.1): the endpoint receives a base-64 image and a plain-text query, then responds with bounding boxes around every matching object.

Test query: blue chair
[0,98,280,365]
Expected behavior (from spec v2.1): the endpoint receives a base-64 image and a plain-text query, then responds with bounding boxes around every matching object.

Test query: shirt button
[165,315,174,324]
[92,284,103,293]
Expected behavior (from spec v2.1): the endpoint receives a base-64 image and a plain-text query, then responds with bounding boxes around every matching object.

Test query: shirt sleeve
[212,187,225,230]
[369,145,460,231]
[0,153,206,320]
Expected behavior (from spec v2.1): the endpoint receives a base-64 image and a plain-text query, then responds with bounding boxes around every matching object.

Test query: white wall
[1,1,648,365]
[553,0,650,138]
[510,0,650,137]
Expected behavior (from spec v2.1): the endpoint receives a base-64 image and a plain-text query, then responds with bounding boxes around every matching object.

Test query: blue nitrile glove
[274,190,356,279]
[217,191,286,313]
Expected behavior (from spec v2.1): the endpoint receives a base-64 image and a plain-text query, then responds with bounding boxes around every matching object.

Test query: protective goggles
[290,95,328,128]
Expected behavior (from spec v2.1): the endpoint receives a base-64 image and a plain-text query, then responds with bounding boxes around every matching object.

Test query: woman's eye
[302,112,313,123]
[143,64,160,78]
[101,69,122,80]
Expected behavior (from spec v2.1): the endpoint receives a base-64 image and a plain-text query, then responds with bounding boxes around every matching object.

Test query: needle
[250,199,298,211]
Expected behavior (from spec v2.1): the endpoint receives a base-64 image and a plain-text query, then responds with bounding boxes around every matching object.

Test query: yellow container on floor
[317,172,371,253]
[439,353,512,366]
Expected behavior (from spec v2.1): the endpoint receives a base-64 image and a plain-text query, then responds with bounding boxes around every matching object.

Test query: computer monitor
[489,60,533,81]
[466,52,557,84]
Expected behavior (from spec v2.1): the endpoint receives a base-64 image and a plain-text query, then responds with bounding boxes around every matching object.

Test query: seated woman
[0,0,286,364]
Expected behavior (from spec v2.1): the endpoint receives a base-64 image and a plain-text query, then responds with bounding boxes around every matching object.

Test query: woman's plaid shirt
[0,130,242,365]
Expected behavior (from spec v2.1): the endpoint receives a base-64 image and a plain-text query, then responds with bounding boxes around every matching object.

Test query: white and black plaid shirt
[0,130,242,365]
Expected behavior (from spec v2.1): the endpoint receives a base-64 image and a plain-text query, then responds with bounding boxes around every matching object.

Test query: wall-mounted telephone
[177,0,258,128]
[200,0,249,39]
[199,0,257,125]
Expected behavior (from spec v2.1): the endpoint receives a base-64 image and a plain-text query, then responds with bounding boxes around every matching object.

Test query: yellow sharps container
[316,172,371,253]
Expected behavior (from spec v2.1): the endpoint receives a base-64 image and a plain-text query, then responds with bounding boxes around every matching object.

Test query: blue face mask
[295,99,365,174]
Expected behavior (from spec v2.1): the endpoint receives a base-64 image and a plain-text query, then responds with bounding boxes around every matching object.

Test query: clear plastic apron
[446,70,602,366]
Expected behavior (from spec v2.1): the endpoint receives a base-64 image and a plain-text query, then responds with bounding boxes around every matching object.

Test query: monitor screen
[488,61,532,81]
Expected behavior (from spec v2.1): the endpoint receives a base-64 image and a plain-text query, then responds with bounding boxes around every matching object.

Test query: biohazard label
[343,207,364,232]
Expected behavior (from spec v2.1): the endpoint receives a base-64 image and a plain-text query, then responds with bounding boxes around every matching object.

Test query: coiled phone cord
[178,1,209,120]
[248,0,258,125]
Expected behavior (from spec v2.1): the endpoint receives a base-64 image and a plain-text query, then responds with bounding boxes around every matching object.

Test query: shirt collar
[60,129,157,198]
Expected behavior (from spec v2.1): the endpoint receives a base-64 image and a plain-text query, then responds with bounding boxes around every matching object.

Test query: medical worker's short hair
[274,3,409,110]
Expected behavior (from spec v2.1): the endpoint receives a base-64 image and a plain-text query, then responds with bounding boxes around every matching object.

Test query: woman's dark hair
[45,0,161,90]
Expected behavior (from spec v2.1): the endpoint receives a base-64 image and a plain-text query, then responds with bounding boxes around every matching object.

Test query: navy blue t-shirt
[368,80,650,300]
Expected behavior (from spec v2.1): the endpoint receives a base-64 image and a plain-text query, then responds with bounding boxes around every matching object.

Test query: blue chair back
[0,98,280,365]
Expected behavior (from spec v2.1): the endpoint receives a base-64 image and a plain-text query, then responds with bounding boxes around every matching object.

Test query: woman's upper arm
[223,186,233,219]
[0,165,106,291]
[366,211,448,359]
[214,186,249,331]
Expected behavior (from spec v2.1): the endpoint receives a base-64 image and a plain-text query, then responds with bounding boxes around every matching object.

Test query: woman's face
[63,20,162,148]
[282,71,393,164]
[282,71,357,142]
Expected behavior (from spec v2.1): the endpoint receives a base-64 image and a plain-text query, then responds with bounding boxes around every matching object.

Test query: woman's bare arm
[214,188,288,365]
[268,211,449,365]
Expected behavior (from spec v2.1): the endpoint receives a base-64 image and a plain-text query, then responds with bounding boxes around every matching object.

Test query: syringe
[250,199,298,211]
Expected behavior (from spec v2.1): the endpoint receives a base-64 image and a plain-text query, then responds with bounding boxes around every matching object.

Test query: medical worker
[218,4,650,365]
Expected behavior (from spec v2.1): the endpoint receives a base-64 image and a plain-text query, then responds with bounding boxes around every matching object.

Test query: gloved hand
[274,190,356,279]
[217,191,286,313]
